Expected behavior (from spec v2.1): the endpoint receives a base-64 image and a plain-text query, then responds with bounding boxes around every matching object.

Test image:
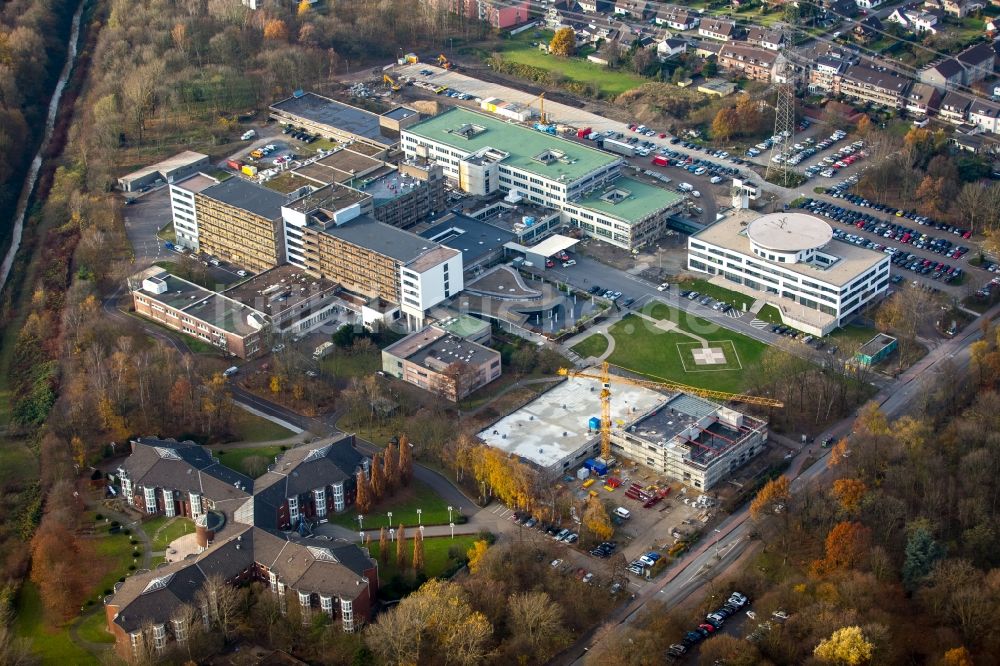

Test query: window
[313,487,327,519]
[144,487,158,514]
[172,617,188,644]
[332,482,345,512]
[152,624,167,654]
[288,495,299,525]
[321,595,334,617]
[162,488,175,518]
[189,492,202,518]
[341,598,355,632]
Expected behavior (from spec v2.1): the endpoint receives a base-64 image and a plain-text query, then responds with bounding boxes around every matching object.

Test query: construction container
[241,165,258,177]
[577,467,590,480]
[588,417,601,431]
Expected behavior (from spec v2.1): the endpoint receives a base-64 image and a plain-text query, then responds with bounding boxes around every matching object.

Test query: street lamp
[357,514,364,531]
[417,509,422,526]
[387,511,392,527]
[359,531,364,543]
[449,522,455,539]
[447,506,454,522]
[390,528,396,542]
[714,528,723,558]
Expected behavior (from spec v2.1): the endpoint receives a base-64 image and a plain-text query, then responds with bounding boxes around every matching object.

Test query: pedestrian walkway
[749,298,766,315]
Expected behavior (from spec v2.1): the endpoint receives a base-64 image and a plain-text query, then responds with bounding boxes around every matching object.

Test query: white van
[678,182,693,193]
[615,507,631,520]
[241,129,256,140]
[223,366,239,377]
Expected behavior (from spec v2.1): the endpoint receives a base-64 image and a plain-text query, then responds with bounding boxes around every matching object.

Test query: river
[0,0,86,291]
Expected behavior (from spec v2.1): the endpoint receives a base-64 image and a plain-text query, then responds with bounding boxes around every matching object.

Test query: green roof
[436,314,490,339]
[405,108,618,182]
[574,177,685,225]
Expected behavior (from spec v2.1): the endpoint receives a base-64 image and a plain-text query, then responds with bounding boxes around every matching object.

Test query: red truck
[652,155,669,167]
[226,159,243,171]
[576,127,592,139]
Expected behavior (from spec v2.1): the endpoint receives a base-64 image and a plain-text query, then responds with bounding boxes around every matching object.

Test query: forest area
[0,0,486,659]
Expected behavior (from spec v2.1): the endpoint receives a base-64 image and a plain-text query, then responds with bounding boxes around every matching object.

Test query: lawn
[571,334,610,359]
[15,583,99,665]
[756,304,783,324]
[213,445,284,477]
[495,31,647,97]
[327,480,456,530]
[145,516,196,551]
[75,610,115,644]
[828,323,878,349]
[319,349,381,380]
[607,307,769,393]
[92,529,143,596]
[367,534,479,582]
[229,409,297,443]
[678,277,756,313]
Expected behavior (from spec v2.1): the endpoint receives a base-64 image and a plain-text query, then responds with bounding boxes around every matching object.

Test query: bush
[95,514,104,521]
[122,528,131,535]
[477,530,496,545]
[128,565,136,571]
[132,551,140,558]
[104,589,113,595]
[110,520,120,528]
[118,577,126,583]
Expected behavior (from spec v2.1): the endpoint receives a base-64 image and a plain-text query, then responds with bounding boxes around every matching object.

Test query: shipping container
[227,159,243,171]
[241,164,258,177]
[603,137,635,157]
[576,127,592,139]
[313,341,335,360]
[652,155,669,167]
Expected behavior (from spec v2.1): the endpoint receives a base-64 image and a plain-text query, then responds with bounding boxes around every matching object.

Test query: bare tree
[196,573,242,642]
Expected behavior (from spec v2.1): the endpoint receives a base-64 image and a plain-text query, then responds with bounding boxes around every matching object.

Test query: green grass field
[756,304,783,325]
[829,324,878,350]
[15,583,99,664]
[145,516,196,551]
[327,480,456,530]
[679,278,756,313]
[229,409,296,443]
[367,534,478,581]
[571,334,610,359]
[92,529,143,596]
[496,31,647,97]
[607,306,769,393]
[319,349,380,380]
[214,445,284,477]
[76,610,115,644]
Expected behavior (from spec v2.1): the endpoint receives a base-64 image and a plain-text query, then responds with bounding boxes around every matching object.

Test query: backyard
[487,30,648,98]
[144,515,196,551]
[214,444,285,477]
[326,480,458,530]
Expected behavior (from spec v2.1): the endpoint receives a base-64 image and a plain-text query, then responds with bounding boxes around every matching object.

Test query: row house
[717,43,778,82]
[116,438,254,522]
[106,527,378,662]
[746,26,785,50]
[928,0,986,17]
[577,0,612,12]
[810,56,849,93]
[654,6,699,30]
[613,0,653,19]
[969,98,1000,133]
[939,90,974,123]
[856,0,886,9]
[920,42,996,89]
[698,18,739,41]
[839,63,912,109]
[905,82,942,115]
[253,437,368,531]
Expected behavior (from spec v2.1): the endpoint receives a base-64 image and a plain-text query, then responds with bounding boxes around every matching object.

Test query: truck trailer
[602,137,635,157]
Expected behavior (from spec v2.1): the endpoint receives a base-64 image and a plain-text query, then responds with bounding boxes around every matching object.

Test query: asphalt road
[123,186,173,266]
[558,299,1000,664]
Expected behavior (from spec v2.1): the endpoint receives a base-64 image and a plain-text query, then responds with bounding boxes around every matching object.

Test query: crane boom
[557,362,783,462]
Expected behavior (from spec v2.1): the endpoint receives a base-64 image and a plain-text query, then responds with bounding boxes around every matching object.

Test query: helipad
[746,212,833,252]
[477,377,668,469]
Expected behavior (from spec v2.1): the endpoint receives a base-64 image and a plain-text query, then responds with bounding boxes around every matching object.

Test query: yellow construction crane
[383,74,401,92]
[530,92,547,124]
[558,362,783,463]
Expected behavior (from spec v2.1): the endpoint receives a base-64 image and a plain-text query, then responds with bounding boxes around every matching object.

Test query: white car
[746,610,757,619]
[551,559,563,568]
[772,610,789,620]
[691,190,701,198]
[710,176,723,184]
[657,282,670,291]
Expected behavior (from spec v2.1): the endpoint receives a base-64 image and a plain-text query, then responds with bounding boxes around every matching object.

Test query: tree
[413,528,425,573]
[242,455,268,478]
[942,646,974,666]
[749,475,790,520]
[355,471,372,514]
[508,591,565,660]
[702,58,718,77]
[369,453,385,500]
[550,27,576,57]
[379,527,389,566]
[297,0,310,15]
[383,441,399,495]
[902,524,944,590]
[467,539,489,574]
[396,524,407,570]
[398,434,413,486]
[955,182,988,233]
[0,625,35,666]
[821,521,871,571]
[832,478,868,513]
[263,18,289,41]
[270,375,282,394]
[197,573,242,641]
[582,495,614,541]
[711,107,737,142]
[814,626,874,665]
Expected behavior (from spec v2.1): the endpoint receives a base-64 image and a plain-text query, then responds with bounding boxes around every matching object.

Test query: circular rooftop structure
[747,212,833,252]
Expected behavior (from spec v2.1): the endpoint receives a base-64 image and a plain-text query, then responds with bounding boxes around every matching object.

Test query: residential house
[478,0,532,29]
[853,15,883,43]
[824,0,859,16]
[717,43,778,82]
[969,97,1000,132]
[840,63,912,108]
[657,38,688,60]
[905,82,942,115]
[951,133,989,153]
[939,90,973,123]
[654,7,699,30]
[810,56,849,93]
[855,0,886,9]
[956,41,996,83]
[920,58,966,87]
[253,436,368,531]
[577,0,611,11]
[698,18,739,41]
[886,8,939,33]
[942,0,984,16]
[613,0,653,19]
[746,26,785,50]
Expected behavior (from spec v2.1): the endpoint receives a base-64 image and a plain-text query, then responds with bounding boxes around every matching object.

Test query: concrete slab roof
[405,107,619,183]
[200,177,288,220]
[574,177,685,225]
[477,377,667,468]
[270,92,393,147]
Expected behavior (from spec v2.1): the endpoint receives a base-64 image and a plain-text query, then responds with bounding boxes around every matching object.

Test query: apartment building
[956,41,996,84]
[969,98,1000,133]
[839,63,911,109]
[195,178,287,273]
[253,437,368,530]
[939,91,974,124]
[654,7,699,30]
[129,267,269,359]
[717,43,777,82]
[920,58,965,88]
[698,18,738,41]
[168,173,219,251]
[382,325,501,401]
[905,82,942,116]
[687,211,890,335]
[361,162,447,230]
[611,394,768,490]
[106,436,378,662]
[401,108,684,250]
[810,56,848,93]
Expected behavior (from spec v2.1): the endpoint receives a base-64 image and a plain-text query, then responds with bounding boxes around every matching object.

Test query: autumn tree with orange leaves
[832,478,868,513]
[812,521,871,576]
[749,476,791,521]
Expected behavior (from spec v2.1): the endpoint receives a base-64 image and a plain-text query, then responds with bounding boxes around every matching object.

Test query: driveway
[123,186,172,267]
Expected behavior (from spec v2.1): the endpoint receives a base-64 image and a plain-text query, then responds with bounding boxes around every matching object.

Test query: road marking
[748,318,768,329]
[725,309,742,319]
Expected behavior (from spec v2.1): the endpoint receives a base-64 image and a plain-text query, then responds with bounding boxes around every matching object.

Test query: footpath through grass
[326,480,456,530]
[144,516,196,551]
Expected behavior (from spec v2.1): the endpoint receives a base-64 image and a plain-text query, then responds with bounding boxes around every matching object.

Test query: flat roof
[200,177,288,220]
[692,211,887,287]
[320,215,440,263]
[174,173,220,194]
[574,177,685,224]
[291,148,385,186]
[135,269,265,336]
[286,183,371,216]
[477,376,667,468]
[121,151,209,182]
[360,169,424,206]
[222,264,338,317]
[271,92,393,147]
[405,107,619,183]
[858,333,896,356]
[420,213,516,266]
[383,106,418,121]
[385,325,497,370]
[747,212,833,252]
[435,313,490,339]
[522,234,580,258]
